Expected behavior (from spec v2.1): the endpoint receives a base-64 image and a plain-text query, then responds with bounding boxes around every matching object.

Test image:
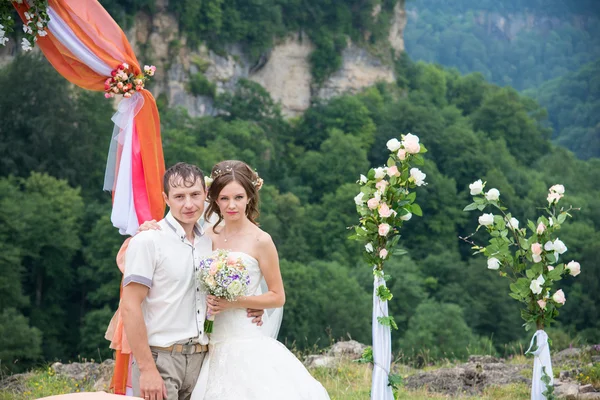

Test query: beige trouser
[132,348,206,400]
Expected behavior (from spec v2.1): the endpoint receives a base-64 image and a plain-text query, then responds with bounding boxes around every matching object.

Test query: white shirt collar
[164,211,205,241]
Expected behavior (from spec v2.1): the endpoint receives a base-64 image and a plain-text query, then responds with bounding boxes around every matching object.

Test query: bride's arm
[207,233,285,312]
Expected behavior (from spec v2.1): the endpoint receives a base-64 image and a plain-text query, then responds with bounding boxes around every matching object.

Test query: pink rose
[547,265,554,271]
[536,223,546,235]
[367,198,380,210]
[227,256,237,266]
[376,180,389,191]
[537,300,547,309]
[379,249,388,259]
[387,166,400,177]
[552,289,566,305]
[378,223,391,236]
[378,203,393,218]
[136,85,143,91]
[209,264,218,275]
[117,82,124,89]
[104,93,112,99]
[531,243,542,255]
[124,92,132,98]
[397,149,407,160]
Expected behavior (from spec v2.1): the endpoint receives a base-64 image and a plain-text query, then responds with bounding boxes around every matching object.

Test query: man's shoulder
[129,220,170,246]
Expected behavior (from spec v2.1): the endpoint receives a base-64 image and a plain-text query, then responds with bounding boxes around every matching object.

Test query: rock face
[52,359,115,391]
[304,340,368,369]
[404,355,529,395]
[316,43,395,101]
[388,0,407,57]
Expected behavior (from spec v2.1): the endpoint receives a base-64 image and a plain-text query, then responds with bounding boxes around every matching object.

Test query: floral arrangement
[104,63,156,99]
[350,133,427,330]
[463,182,580,331]
[0,0,49,51]
[197,249,251,333]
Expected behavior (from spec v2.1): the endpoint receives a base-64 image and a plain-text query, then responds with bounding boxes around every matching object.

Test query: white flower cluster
[0,24,8,46]
[0,5,49,51]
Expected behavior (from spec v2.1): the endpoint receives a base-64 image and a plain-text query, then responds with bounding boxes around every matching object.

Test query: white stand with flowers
[464,182,580,400]
[351,134,427,400]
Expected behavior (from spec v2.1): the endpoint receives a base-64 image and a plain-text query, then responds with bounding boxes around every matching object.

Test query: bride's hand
[207,295,234,314]
[137,219,161,233]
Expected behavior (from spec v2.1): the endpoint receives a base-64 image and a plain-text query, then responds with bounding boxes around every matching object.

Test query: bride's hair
[205,160,261,229]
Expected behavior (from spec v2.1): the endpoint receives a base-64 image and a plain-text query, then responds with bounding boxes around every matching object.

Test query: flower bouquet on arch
[463,182,580,399]
[197,249,251,333]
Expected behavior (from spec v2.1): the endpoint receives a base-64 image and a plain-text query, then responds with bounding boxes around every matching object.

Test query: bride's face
[217,180,249,222]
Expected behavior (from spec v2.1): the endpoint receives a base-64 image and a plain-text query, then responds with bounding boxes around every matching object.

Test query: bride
[191,160,330,400]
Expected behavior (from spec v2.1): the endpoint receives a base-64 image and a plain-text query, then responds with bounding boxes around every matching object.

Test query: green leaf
[393,248,408,256]
[557,213,567,224]
[388,373,403,389]
[377,316,398,330]
[419,144,428,154]
[376,285,393,302]
[387,157,396,168]
[411,203,423,217]
[509,293,522,301]
[406,192,417,202]
[463,202,479,211]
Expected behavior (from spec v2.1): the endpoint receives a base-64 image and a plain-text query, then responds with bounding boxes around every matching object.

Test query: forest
[0,0,598,373]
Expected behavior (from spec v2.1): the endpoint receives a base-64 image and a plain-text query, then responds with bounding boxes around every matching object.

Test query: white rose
[402,133,421,154]
[469,179,484,195]
[365,243,374,253]
[532,254,542,263]
[508,217,519,230]
[566,260,580,277]
[359,174,368,184]
[227,280,243,297]
[544,241,554,251]
[354,192,365,205]
[485,188,500,201]
[487,257,500,270]
[478,213,494,226]
[549,218,554,227]
[386,138,402,152]
[374,167,386,181]
[547,192,562,205]
[549,184,565,195]
[409,168,426,186]
[400,212,412,221]
[529,275,545,295]
[553,239,567,254]
[536,222,546,235]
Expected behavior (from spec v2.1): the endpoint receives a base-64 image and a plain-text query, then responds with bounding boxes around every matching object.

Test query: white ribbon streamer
[525,330,553,400]
[372,273,394,400]
[106,93,144,236]
[46,7,113,76]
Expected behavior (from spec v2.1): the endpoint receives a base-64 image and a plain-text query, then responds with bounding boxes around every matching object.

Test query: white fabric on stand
[107,93,144,235]
[46,7,113,76]
[526,330,553,400]
[372,273,394,400]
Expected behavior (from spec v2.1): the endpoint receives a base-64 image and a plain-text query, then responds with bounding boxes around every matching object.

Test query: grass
[1,357,533,399]
[0,366,94,400]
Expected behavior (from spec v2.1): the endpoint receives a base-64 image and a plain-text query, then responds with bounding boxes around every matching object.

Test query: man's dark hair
[163,162,205,195]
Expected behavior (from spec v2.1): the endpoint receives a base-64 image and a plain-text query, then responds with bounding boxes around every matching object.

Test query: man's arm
[122,282,167,400]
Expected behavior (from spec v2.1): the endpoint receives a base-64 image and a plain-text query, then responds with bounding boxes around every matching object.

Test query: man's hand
[247,308,264,326]
[139,366,168,400]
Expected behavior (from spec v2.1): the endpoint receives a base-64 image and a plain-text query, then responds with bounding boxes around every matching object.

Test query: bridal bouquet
[197,249,251,333]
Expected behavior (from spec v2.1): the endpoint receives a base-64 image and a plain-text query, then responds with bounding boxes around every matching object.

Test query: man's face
[163,177,206,227]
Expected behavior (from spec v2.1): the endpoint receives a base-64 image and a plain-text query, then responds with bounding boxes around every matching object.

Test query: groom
[121,162,263,400]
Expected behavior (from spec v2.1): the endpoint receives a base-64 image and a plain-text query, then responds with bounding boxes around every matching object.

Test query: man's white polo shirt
[123,212,211,347]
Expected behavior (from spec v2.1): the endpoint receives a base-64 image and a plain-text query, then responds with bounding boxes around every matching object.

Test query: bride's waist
[210,309,263,341]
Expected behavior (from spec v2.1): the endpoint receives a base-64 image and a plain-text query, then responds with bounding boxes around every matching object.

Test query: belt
[150,344,208,355]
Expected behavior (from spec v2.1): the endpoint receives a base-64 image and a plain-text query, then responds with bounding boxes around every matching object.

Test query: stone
[304,355,337,369]
[591,356,600,364]
[52,359,115,388]
[328,340,368,360]
[388,0,407,57]
[554,381,579,400]
[578,394,600,400]
[404,358,529,395]
[580,384,597,394]
[553,348,583,364]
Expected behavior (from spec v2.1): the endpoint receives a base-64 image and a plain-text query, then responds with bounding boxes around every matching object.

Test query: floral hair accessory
[204,176,213,188]
[253,177,264,190]
[104,63,156,99]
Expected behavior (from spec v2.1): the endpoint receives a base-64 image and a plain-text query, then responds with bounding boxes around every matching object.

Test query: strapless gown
[191,252,330,400]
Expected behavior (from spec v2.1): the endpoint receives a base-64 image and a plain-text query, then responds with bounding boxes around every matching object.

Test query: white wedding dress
[191,252,330,400]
